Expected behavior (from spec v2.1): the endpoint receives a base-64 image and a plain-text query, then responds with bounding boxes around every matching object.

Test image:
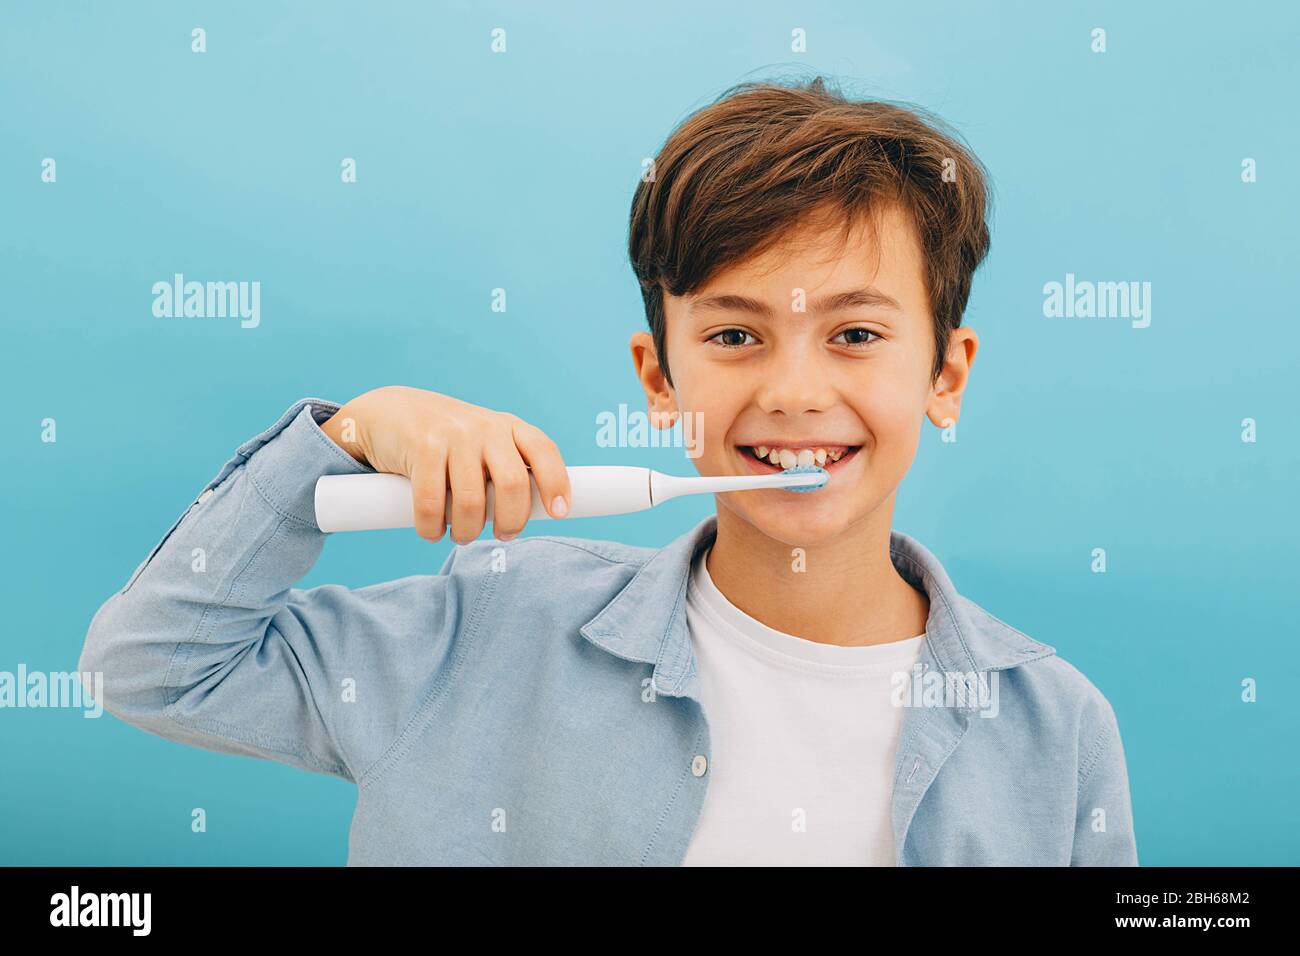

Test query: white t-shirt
[680,547,926,866]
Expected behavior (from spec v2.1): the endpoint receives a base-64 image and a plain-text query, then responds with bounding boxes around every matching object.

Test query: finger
[481,432,533,540]
[409,449,449,543]
[446,443,488,544]
[511,418,571,518]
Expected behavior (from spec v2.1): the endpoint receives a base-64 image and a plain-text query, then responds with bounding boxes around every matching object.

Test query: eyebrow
[689,286,903,317]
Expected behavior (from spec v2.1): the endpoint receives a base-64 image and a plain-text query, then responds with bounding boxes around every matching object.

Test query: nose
[753,342,838,416]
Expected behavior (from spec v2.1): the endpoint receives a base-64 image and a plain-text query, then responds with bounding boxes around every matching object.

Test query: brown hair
[627,75,992,387]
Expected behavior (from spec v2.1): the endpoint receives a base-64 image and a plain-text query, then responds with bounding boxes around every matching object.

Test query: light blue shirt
[79,398,1139,865]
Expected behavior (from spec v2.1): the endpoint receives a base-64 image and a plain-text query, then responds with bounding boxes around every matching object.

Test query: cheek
[672,387,726,438]
[854,381,923,443]
[669,394,734,463]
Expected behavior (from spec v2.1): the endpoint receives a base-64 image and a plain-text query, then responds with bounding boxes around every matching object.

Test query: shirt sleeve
[77,398,469,785]
[1069,697,1139,865]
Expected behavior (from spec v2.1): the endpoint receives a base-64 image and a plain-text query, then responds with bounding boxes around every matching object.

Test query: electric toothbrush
[314,464,829,533]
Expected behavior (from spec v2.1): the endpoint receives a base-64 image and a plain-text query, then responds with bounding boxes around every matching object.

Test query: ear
[925,327,979,428]
[629,331,678,429]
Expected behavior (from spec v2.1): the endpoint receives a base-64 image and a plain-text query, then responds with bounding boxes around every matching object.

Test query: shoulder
[956,592,1120,744]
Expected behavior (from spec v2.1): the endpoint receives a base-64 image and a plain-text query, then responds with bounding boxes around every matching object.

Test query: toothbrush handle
[314,466,654,533]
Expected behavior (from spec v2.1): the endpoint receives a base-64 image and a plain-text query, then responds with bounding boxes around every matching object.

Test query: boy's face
[631,201,976,546]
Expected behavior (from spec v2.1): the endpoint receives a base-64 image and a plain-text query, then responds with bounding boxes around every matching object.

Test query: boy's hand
[319,386,571,544]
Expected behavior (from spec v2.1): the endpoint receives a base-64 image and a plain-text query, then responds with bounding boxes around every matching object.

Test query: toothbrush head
[780,464,830,492]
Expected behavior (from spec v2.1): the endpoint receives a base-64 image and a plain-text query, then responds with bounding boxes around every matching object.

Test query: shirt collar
[579,513,1056,700]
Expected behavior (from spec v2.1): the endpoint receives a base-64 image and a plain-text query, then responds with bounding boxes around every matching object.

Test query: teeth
[746,445,855,465]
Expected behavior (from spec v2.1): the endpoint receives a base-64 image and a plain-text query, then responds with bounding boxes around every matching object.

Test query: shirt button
[691,754,708,777]
[197,489,214,504]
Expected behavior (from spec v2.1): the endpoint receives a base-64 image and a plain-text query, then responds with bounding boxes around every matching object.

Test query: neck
[706,496,930,647]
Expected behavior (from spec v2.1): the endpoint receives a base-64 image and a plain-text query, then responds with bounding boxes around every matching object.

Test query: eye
[832,326,881,348]
[707,328,757,349]
[707,326,880,350]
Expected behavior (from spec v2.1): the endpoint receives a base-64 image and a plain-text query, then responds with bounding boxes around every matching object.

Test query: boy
[79,77,1138,865]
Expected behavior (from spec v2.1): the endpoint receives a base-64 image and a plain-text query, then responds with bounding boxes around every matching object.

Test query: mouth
[738,447,857,478]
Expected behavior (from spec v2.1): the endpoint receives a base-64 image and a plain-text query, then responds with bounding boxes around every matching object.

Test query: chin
[725,493,860,547]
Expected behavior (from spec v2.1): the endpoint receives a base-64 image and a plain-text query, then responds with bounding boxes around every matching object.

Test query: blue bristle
[780,464,829,492]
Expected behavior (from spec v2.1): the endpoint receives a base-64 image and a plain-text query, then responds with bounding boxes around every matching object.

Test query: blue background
[2,0,1297,865]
